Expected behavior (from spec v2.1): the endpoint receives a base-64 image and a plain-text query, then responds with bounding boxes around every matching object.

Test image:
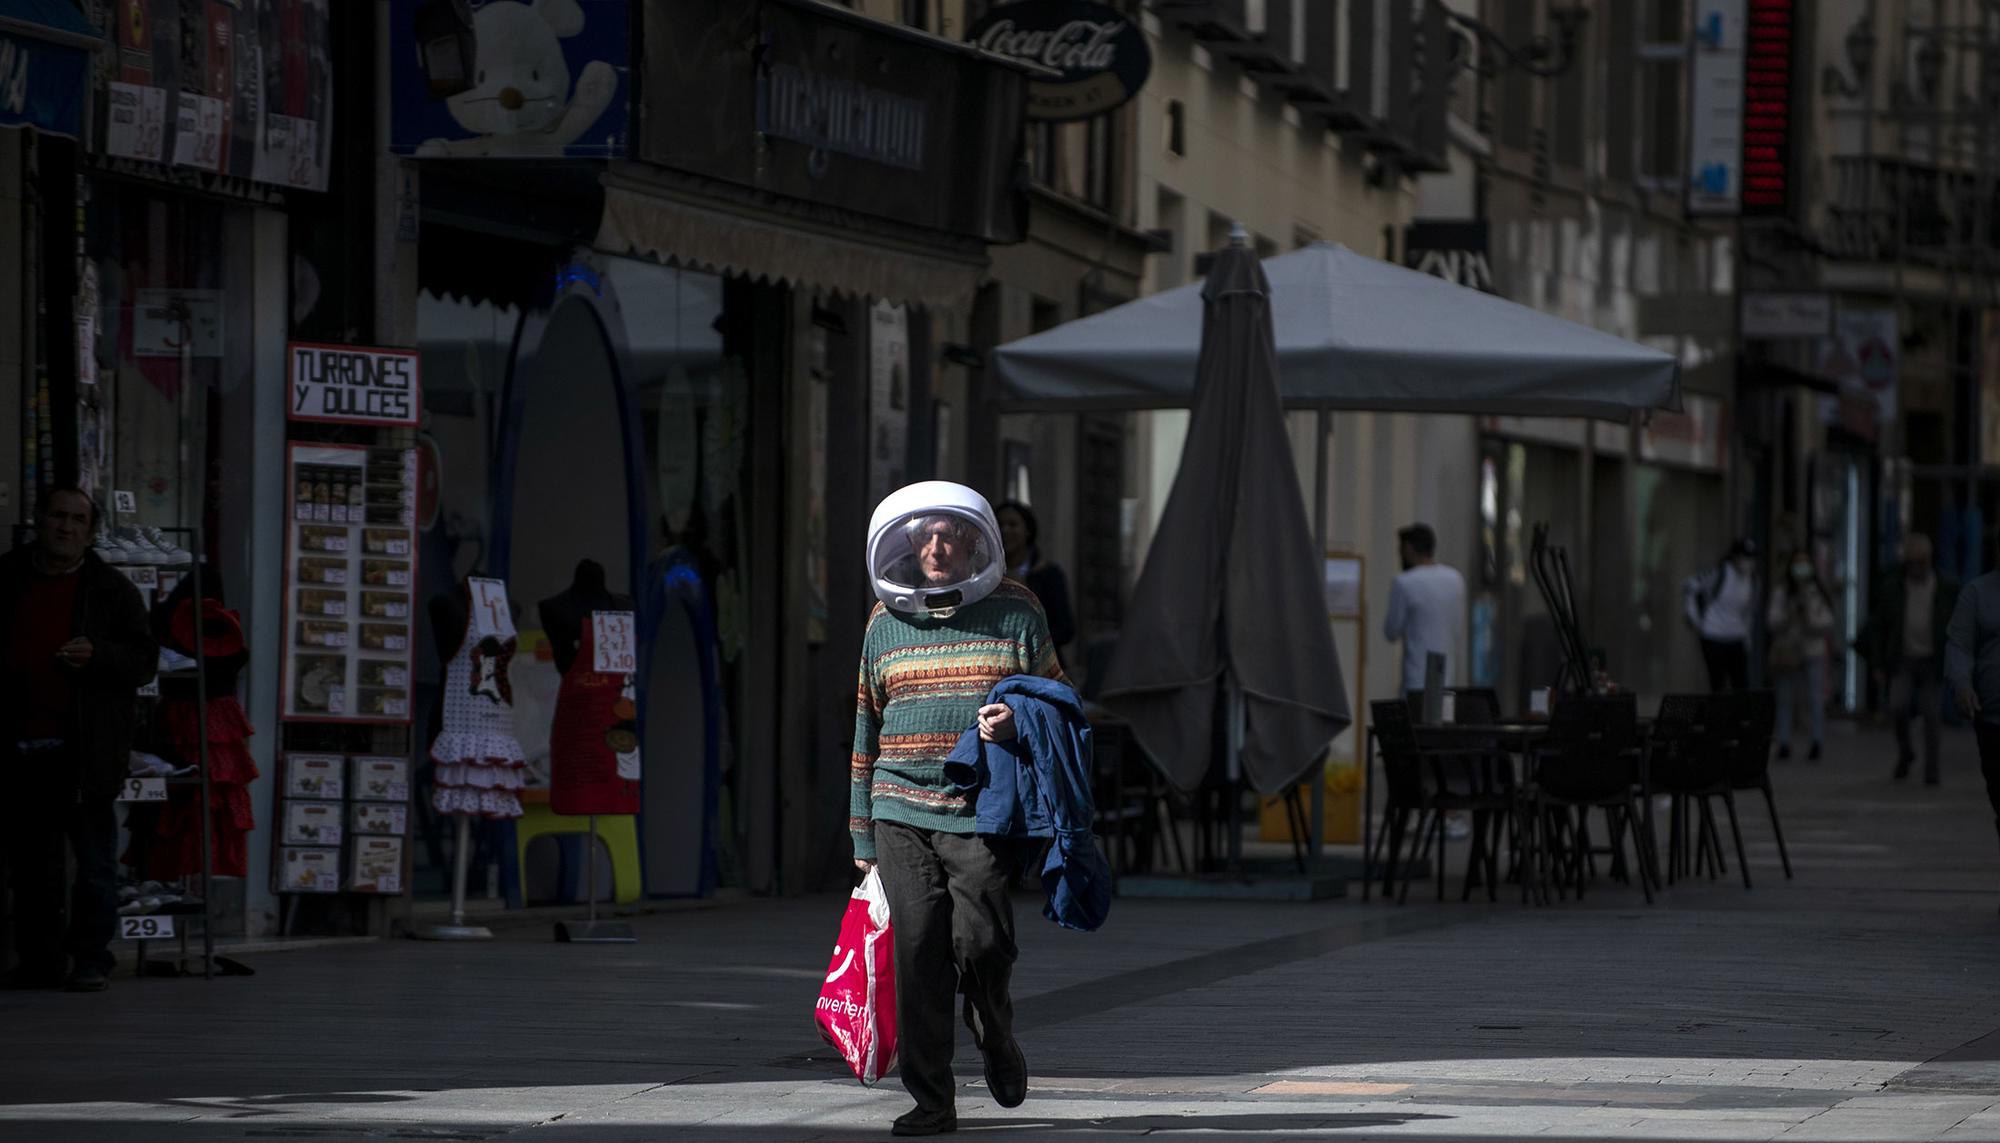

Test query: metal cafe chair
[1523,692,1656,905]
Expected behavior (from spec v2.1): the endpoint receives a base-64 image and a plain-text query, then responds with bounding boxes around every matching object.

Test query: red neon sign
[1741,0,1794,214]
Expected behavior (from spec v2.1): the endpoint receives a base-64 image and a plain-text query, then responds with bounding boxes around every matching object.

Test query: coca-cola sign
[969,0,1152,123]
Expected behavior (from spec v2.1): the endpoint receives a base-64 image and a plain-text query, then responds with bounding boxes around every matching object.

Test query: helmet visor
[874,510,996,600]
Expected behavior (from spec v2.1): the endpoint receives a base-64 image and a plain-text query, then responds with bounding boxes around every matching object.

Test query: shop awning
[992,242,1681,418]
[594,179,990,309]
[0,1,102,139]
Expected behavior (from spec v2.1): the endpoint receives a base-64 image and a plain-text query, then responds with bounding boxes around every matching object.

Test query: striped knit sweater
[850,579,1064,860]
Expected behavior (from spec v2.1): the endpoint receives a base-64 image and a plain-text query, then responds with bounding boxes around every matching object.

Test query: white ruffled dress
[430,605,527,819]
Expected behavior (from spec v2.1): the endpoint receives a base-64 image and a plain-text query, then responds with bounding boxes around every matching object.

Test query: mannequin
[428,572,526,820]
[539,559,631,674]
[541,558,641,818]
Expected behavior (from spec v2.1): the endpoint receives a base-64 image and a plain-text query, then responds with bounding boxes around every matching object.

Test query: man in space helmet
[851,480,1065,1135]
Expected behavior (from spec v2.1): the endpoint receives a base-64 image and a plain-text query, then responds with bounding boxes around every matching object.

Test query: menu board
[280,444,418,724]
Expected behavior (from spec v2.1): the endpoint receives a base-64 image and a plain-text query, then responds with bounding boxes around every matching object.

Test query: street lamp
[1822,13,1877,99]
[1447,2,1590,80]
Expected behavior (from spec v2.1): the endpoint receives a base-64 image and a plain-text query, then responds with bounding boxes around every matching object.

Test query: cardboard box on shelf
[282,753,347,800]
[280,847,341,893]
[282,799,345,847]
[347,836,404,894]
[349,801,408,837]
[350,755,410,802]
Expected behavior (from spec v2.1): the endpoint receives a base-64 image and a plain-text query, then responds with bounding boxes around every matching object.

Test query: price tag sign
[593,611,638,675]
[120,915,176,940]
[113,490,138,514]
[323,601,347,617]
[118,777,168,803]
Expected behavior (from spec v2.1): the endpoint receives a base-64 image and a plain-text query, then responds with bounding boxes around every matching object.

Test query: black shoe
[891,1106,957,1136]
[1926,775,1942,787]
[1894,755,1914,780]
[1776,744,1791,760]
[983,1033,1028,1108]
[1808,742,1822,762]
[63,969,109,993]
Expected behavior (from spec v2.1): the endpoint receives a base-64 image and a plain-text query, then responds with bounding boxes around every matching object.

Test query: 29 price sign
[287,342,422,428]
[119,777,168,803]
[120,915,176,940]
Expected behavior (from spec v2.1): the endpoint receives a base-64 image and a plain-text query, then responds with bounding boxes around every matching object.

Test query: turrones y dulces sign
[968,0,1151,123]
[288,343,423,428]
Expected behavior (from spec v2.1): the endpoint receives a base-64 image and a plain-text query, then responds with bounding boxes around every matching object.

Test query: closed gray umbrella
[1096,234,1350,796]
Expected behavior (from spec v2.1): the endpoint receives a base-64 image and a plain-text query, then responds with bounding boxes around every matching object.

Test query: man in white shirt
[1384,524,1466,697]
[1682,539,1759,691]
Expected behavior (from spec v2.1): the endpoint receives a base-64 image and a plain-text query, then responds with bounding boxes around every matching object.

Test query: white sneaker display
[140,527,193,565]
[93,531,130,564]
[117,526,168,565]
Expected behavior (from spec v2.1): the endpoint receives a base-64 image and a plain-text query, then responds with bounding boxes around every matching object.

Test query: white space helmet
[866,481,1004,617]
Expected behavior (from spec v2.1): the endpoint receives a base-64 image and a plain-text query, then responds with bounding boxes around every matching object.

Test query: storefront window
[84,181,259,595]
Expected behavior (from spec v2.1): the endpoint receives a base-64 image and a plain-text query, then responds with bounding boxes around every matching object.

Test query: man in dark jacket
[0,486,157,991]
[1859,534,1957,784]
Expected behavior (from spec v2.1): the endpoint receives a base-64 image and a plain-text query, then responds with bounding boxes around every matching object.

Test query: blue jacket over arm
[942,674,1111,932]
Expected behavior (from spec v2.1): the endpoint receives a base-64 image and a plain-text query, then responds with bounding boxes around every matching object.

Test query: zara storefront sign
[287,343,423,428]
[968,0,1152,122]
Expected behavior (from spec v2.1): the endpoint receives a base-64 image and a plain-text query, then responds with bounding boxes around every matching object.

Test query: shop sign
[287,342,423,428]
[967,0,1152,123]
[0,29,92,139]
[1404,220,1493,293]
[1639,393,1727,472]
[639,0,1029,245]
[98,0,333,190]
[1741,291,1831,339]
[1685,0,1745,216]
[1816,309,1898,431]
[132,289,223,357]
[388,0,631,158]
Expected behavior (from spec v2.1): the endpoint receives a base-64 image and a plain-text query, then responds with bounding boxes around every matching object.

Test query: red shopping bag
[816,867,899,1085]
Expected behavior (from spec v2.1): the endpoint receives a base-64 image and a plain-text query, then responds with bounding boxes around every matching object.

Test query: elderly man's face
[39,491,93,564]
[914,517,974,585]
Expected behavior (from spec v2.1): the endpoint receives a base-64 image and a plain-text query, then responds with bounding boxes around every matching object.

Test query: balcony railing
[1823,154,1990,262]
[1148,0,1452,172]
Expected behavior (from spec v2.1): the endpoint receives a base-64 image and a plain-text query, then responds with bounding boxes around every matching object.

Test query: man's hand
[1958,683,1982,721]
[854,859,875,873]
[58,637,93,669]
[977,703,1016,743]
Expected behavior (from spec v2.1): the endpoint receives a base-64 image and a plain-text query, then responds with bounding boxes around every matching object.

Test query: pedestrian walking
[1946,559,2000,875]
[0,486,158,992]
[850,481,1064,1136]
[1861,533,1957,784]
[1682,538,1759,692]
[1384,523,1466,698]
[995,500,1075,665]
[1767,550,1836,761]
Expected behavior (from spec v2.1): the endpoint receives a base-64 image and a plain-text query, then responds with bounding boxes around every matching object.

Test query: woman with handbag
[1768,552,1837,761]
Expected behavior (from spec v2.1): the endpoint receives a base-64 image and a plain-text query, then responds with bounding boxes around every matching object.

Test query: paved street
[6,720,2000,1141]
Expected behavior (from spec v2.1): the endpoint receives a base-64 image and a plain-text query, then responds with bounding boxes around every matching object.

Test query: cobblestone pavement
[5,719,2000,1141]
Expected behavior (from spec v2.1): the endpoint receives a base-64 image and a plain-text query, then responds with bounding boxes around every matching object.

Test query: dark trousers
[1701,638,1749,692]
[2,761,118,978]
[874,821,1035,1113]
[1970,722,2000,850]
[1891,657,1943,779]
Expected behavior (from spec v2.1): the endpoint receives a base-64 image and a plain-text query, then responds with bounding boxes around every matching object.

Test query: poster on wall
[387,0,631,157]
[98,0,334,190]
[287,342,422,427]
[280,444,419,724]
[1817,308,1899,438]
[869,301,910,508]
